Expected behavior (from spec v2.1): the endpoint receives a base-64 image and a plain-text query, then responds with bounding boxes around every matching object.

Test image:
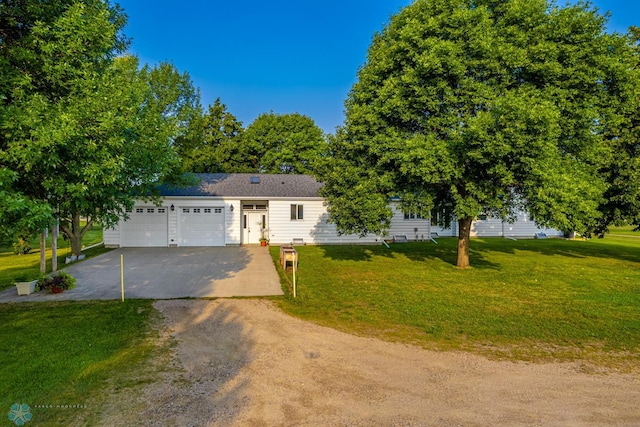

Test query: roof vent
[250,176,260,184]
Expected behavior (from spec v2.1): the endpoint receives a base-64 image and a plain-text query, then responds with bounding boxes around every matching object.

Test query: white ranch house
[104,173,562,247]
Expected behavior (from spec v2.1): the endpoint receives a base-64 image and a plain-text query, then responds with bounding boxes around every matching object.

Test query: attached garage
[121,207,168,247]
[179,207,225,246]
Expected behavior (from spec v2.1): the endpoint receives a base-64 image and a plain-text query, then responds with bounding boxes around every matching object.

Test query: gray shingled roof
[159,173,324,198]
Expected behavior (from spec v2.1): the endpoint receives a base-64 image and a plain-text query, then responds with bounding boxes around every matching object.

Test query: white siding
[387,207,432,240]
[104,196,563,247]
[430,224,456,237]
[386,204,456,238]
[267,199,378,245]
[225,199,242,245]
[103,226,119,247]
[469,212,563,238]
[470,218,504,237]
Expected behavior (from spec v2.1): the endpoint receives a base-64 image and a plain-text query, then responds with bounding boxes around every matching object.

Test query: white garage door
[122,207,168,247]
[179,207,225,246]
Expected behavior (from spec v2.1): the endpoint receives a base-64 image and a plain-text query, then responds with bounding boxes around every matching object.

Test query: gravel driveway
[98,299,640,426]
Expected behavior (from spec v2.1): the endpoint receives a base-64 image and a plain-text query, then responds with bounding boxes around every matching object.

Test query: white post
[120,254,125,302]
[52,220,58,272]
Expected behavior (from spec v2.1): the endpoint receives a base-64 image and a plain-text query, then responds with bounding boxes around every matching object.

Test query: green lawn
[1,231,637,425]
[607,225,640,236]
[0,224,108,291]
[0,300,165,425]
[272,236,640,368]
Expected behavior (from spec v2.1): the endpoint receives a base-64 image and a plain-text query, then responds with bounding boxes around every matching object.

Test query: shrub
[12,236,31,255]
[39,272,77,292]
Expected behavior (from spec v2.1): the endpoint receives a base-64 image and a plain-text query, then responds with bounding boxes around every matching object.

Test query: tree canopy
[0,0,199,255]
[242,112,326,174]
[320,0,639,267]
[176,109,328,174]
[174,98,245,173]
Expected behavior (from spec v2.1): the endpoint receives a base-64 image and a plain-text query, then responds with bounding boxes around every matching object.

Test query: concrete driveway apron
[0,246,283,302]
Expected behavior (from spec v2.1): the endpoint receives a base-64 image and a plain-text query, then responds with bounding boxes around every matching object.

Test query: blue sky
[116,1,640,134]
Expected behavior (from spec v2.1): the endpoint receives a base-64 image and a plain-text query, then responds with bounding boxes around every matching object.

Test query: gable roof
[159,173,324,198]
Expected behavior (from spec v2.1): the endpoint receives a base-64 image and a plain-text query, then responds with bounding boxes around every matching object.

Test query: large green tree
[175,98,244,173]
[593,26,640,235]
[1,1,199,256]
[242,112,326,174]
[0,169,51,241]
[321,0,637,268]
[1,0,126,254]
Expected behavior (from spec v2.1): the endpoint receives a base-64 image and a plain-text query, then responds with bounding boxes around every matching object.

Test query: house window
[147,208,155,213]
[290,204,303,220]
[136,208,144,213]
[430,208,452,226]
[403,211,423,220]
[193,208,201,213]
[158,208,166,214]
[182,208,190,213]
[204,208,211,213]
[214,208,222,213]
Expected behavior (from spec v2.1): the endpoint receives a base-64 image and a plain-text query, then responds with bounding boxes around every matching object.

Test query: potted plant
[259,224,269,246]
[14,274,37,296]
[40,271,77,294]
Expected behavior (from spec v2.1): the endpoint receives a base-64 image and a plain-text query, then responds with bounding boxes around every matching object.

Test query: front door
[243,211,266,244]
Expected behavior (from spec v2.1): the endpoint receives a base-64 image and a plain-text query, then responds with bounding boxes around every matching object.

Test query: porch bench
[393,234,409,243]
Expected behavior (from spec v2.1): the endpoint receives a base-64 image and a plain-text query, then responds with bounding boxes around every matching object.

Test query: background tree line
[174,102,327,175]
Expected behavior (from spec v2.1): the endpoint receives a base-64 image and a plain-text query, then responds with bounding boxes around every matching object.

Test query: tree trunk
[39,230,46,274]
[456,216,473,269]
[52,220,58,272]
[60,213,93,256]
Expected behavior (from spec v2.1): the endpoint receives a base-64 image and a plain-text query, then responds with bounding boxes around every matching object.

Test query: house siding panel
[103,227,119,247]
[470,218,504,237]
[387,207,432,240]
[267,199,378,245]
[104,175,564,247]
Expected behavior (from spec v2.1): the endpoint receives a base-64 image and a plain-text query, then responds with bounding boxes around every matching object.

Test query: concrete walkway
[0,246,283,302]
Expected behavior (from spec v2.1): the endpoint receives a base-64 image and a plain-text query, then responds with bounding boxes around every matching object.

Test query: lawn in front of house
[0,223,109,291]
[0,300,165,425]
[607,225,640,235]
[272,236,640,368]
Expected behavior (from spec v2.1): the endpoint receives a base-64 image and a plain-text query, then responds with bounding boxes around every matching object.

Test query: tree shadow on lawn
[473,237,640,265]
[134,300,253,426]
[316,238,640,270]
[316,241,502,269]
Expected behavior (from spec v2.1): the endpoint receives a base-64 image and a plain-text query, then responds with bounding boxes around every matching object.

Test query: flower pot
[51,285,64,294]
[15,280,37,296]
[260,240,267,246]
